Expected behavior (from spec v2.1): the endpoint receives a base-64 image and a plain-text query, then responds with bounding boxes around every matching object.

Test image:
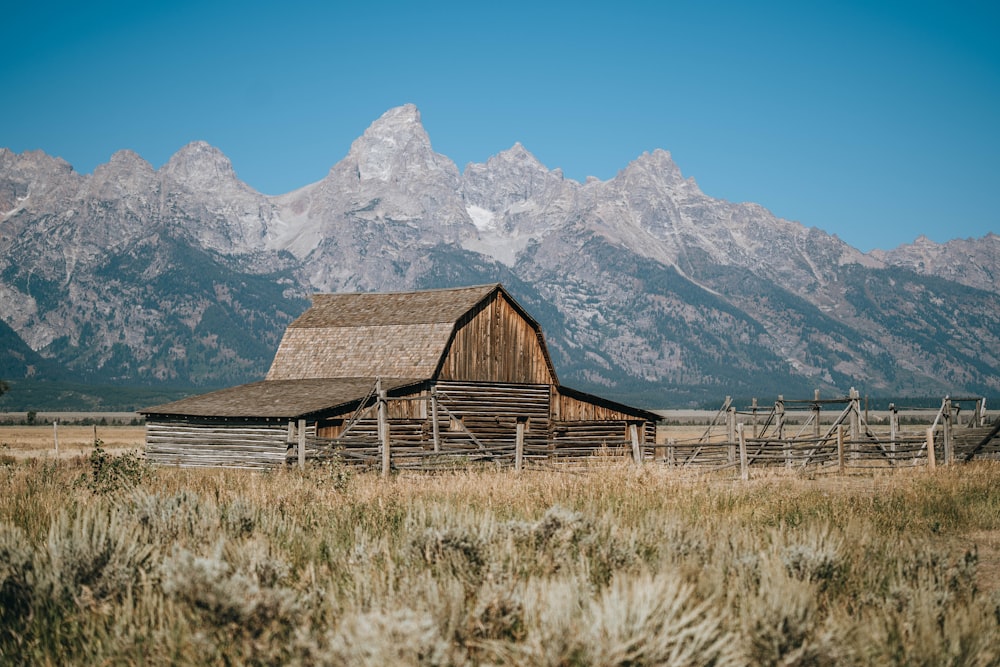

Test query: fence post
[738,423,748,481]
[926,427,936,470]
[813,390,821,440]
[849,388,860,460]
[297,418,306,468]
[837,424,845,473]
[889,403,898,463]
[378,378,390,478]
[630,423,642,465]
[751,398,759,438]
[430,385,440,452]
[776,396,790,467]
[942,398,953,465]
[515,418,525,472]
[667,438,675,466]
[53,420,59,455]
[727,406,736,464]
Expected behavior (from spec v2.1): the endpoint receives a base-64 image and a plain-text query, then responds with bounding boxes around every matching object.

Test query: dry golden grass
[0,424,145,459]
[2,446,999,665]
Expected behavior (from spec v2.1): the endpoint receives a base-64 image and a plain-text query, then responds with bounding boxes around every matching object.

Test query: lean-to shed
[141,284,659,468]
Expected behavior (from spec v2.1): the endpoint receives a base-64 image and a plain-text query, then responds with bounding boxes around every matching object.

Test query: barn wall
[435,381,551,450]
[550,419,656,457]
[310,382,551,458]
[555,391,651,422]
[439,293,553,384]
[315,389,429,439]
[145,417,291,469]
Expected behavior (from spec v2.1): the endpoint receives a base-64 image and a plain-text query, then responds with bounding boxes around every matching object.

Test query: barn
[141,284,659,469]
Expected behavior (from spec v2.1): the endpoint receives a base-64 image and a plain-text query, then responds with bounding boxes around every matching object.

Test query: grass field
[0,424,145,459]
[1,425,999,665]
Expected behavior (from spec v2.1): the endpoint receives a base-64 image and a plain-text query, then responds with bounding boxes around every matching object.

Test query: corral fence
[657,390,999,478]
[285,382,998,477]
[287,379,650,475]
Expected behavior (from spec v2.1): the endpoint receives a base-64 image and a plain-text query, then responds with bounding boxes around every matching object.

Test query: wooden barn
[141,284,659,469]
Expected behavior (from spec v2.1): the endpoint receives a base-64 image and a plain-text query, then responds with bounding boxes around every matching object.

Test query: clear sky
[2,0,997,251]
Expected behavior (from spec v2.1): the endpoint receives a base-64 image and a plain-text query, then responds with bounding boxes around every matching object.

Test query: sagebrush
[1,457,998,665]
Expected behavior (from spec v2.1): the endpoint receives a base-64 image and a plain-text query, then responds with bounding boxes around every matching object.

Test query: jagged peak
[463,142,551,180]
[107,149,152,169]
[372,103,421,126]
[352,104,428,147]
[497,142,546,168]
[615,148,698,192]
[165,140,231,166]
[632,148,680,171]
[91,150,155,184]
[0,148,75,175]
[344,104,457,183]
[161,141,238,183]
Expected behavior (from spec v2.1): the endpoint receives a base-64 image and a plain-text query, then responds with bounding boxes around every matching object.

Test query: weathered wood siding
[550,420,655,457]
[146,418,291,469]
[439,293,554,384]
[555,391,649,422]
[311,381,551,455]
[436,381,551,451]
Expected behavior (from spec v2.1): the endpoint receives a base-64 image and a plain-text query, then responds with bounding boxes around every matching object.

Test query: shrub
[159,539,298,634]
[44,503,154,606]
[76,439,151,495]
[0,524,35,638]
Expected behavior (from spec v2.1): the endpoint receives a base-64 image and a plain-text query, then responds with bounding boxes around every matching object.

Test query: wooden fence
[288,379,651,474]
[286,388,998,476]
[655,391,998,478]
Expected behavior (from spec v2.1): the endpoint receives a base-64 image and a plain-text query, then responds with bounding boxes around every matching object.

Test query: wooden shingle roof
[141,377,423,419]
[266,284,508,381]
[291,284,500,327]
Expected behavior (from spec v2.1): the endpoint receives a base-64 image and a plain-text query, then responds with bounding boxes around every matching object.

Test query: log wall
[436,381,551,452]
[555,391,651,422]
[145,418,291,469]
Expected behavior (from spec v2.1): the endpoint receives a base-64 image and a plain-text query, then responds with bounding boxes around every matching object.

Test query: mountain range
[2,104,998,407]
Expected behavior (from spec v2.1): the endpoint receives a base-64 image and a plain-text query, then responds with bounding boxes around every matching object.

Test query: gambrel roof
[142,284,559,418]
[265,283,555,382]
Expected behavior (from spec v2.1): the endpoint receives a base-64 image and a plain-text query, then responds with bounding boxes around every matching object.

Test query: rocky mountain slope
[2,105,998,406]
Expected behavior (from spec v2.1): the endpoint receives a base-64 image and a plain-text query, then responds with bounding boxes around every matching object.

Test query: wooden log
[849,389,860,458]
[378,379,390,478]
[837,424,845,473]
[738,423,748,481]
[813,390,821,441]
[515,419,525,472]
[431,386,440,452]
[926,427,936,470]
[943,398,953,465]
[727,407,736,464]
[298,418,306,468]
[630,423,641,465]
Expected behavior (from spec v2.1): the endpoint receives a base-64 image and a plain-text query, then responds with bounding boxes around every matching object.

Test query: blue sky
[2,0,997,251]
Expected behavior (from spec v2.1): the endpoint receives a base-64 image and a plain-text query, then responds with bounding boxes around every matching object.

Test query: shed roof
[140,377,422,419]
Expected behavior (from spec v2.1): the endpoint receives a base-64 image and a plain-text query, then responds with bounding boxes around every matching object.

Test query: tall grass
[1,455,999,665]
